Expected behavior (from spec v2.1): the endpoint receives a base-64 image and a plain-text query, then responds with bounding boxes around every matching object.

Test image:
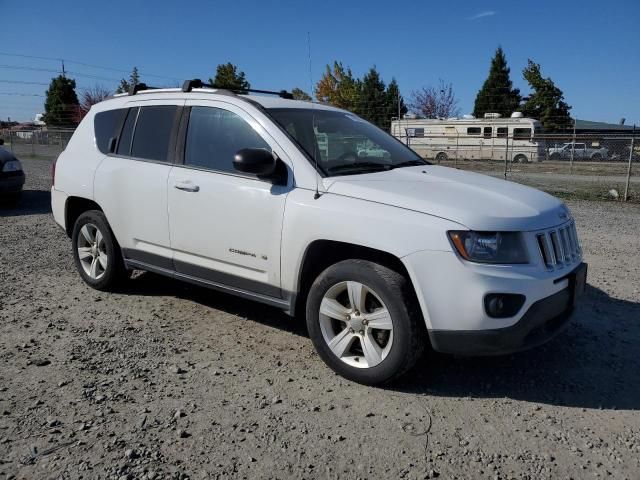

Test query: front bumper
[0,171,25,194]
[428,262,587,355]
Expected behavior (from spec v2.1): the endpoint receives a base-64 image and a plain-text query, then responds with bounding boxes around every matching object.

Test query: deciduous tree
[80,85,112,116]
[315,62,361,112]
[410,80,460,119]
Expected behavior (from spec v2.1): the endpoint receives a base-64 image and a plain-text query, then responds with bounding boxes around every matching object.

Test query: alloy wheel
[319,281,394,368]
[76,223,108,280]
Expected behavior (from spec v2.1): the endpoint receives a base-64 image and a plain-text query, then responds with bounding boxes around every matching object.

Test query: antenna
[308,31,321,200]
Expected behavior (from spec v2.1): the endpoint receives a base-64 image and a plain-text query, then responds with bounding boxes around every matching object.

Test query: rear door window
[130,106,178,162]
[94,109,127,154]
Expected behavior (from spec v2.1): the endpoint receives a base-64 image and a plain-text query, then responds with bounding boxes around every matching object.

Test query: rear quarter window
[94,108,127,154]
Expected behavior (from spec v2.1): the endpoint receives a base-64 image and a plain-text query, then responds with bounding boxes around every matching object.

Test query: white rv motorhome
[391,113,545,163]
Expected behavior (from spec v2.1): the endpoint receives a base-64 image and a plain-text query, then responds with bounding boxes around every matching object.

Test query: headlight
[448,231,528,264]
[2,160,22,172]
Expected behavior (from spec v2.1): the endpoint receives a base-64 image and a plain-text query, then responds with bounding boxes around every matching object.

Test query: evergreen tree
[521,60,572,132]
[359,66,387,129]
[115,67,140,94]
[473,47,522,118]
[384,78,407,130]
[43,75,80,127]
[291,88,312,101]
[209,63,250,90]
[315,62,361,112]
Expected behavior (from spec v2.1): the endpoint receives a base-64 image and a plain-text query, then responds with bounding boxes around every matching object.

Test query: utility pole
[569,118,576,173]
[61,59,66,77]
[624,125,636,202]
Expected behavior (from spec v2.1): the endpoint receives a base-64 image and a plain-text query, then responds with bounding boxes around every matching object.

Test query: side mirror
[233,148,277,176]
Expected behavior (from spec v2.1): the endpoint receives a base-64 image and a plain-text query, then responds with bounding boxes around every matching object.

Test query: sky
[1,0,638,125]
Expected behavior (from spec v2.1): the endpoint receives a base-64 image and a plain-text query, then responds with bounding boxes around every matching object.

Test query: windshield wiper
[327,162,392,174]
[389,159,427,169]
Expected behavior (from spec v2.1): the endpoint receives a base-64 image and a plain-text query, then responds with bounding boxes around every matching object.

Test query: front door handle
[173,181,200,192]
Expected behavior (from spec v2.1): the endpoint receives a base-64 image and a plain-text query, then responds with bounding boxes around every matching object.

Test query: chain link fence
[393,127,639,203]
[1,128,75,160]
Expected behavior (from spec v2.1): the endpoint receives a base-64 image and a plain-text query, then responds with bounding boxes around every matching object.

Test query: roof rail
[181,78,294,99]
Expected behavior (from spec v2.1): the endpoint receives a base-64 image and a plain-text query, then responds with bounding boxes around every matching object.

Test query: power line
[0,51,181,82]
[0,92,45,97]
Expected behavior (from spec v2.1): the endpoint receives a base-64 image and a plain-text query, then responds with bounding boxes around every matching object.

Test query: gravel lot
[1,157,639,480]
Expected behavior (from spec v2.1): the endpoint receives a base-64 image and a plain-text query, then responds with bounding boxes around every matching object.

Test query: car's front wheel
[306,260,425,385]
[72,210,126,291]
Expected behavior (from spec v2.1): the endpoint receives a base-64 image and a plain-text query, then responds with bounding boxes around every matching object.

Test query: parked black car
[0,139,26,202]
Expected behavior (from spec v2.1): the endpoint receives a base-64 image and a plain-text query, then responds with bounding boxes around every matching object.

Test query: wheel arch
[292,239,421,320]
[64,196,103,237]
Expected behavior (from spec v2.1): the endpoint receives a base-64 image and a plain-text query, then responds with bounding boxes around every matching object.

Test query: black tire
[514,154,528,163]
[435,152,448,163]
[71,210,127,291]
[591,153,602,161]
[305,259,425,385]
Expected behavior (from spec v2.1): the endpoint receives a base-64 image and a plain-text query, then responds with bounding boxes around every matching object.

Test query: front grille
[536,220,581,270]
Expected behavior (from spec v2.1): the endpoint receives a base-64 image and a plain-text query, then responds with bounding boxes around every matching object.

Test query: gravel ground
[1,158,639,480]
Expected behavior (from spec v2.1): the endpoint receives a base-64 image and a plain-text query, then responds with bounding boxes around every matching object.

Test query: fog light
[484,294,525,318]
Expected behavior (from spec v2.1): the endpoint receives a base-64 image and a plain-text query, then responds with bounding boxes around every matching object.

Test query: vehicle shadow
[0,190,51,217]
[125,274,639,410]
[393,284,640,411]
[125,271,307,337]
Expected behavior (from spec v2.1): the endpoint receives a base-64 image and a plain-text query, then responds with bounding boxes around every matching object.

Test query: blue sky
[1,0,638,124]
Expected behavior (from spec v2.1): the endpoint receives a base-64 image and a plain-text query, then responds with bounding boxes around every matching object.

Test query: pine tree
[359,66,387,129]
[43,75,80,127]
[473,47,522,118]
[209,63,250,90]
[115,67,140,94]
[291,88,312,101]
[521,60,572,132]
[384,78,407,130]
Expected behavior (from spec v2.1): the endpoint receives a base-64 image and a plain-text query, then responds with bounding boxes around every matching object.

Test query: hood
[323,165,568,231]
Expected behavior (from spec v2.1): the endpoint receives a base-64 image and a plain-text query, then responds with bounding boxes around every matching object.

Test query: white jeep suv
[51,80,587,385]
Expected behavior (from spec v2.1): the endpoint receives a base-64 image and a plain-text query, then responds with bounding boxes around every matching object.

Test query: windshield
[267,108,427,176]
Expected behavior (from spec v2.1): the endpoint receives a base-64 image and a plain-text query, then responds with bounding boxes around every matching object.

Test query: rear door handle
[173,181,200,192]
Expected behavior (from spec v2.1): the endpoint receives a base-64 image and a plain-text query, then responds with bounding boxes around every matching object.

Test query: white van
[391,113,545,163]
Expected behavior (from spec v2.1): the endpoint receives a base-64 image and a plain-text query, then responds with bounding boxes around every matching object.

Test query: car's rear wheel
[306,260,425,385]
[72,210,126,291]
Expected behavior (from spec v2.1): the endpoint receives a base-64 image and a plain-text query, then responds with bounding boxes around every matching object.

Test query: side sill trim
[124,258,291,311]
